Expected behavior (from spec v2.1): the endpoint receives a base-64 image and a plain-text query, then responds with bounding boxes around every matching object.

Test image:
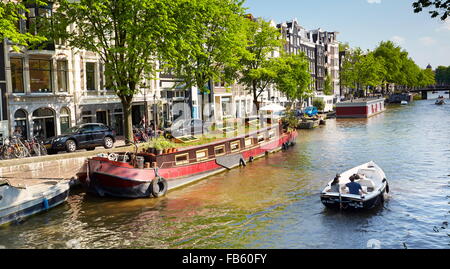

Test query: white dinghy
[0,179,70,226]
[320,161,389,210]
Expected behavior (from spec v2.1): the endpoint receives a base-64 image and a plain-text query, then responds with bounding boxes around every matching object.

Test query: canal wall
[0,145,135,187]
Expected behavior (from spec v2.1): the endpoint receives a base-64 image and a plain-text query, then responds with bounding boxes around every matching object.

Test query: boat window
[175,153,189,165]
[214,145,226,156]
[268,130,276,139]
[196,149,208,161]
[257,134,265,143]
[245,138,253,147]
[230,141,240,152]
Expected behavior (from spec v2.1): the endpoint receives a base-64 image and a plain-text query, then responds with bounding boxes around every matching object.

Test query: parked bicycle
[0,136,47,160]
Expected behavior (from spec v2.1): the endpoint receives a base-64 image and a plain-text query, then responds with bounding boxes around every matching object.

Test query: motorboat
[435,97,445,105]
[400,101,408,105]
[320,161,389,210]
[0,179,70,226]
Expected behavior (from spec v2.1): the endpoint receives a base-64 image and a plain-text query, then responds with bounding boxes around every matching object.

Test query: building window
[10,58,24,93]
[14,109,28,139]
[60,107,71,134]
[86,62,96,91]
[221,97,232,117]
[57,60,68,92]
[175,153,189,166]
[196,149,209,161]
[32,108,55,139]
[29,59,52,93]
[81,111,93,123]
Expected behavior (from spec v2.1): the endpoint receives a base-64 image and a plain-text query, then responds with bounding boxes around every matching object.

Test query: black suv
[44,123,116,154]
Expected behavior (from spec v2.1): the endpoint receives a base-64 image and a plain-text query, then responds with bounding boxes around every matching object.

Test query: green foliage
[238,17,284,111]
[0,0,47,51]
[323,74,333,95]
[49,0,178,141]
[281,109,299,129]
[412,0,450,20]
[161,0,247,96]
[340,48,385,94]
[272,53,313,103]
[435,66,450,84]
[414,66,436,87]
[312,99,325,111]
[373,41,404,85]
[147,137,177,151]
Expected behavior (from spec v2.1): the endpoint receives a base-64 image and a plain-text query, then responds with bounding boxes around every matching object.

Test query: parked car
[304,106,318,117]
[164,119,211,138]
[44,123,116,154]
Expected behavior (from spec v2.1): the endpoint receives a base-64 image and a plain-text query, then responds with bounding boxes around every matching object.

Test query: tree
[417,68,436,87]
[161,0,247,121]
[49,0,177,141]
[340,48,385,96]
[323,74,333,95]
[373,41,406,91]
[435,66,450,84]
[413,0,450,20]
[238,17,284,113]
[272,53,312,107]
[0,0,47,51]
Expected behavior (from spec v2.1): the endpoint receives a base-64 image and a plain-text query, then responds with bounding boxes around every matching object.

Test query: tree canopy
[272,53,312,104]
[160,0,247,120]
[413,0,450,20]
[49,0,178,140]
[0,0,47,51]
[237,17,284,112]
[435,66,450,84]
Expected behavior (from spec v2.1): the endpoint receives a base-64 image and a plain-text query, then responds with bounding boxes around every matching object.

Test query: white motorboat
[320,161,389,210]
[400,101,408,105]
[0,179,70,226]
[435,98,445,105]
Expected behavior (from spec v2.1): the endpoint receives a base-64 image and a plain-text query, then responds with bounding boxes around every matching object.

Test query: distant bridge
[410,85,450,99]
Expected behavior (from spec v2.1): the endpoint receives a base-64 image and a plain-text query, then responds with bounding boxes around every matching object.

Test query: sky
[243,0,450,69]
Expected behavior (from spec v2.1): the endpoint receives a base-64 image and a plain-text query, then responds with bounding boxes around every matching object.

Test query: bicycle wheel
[3,146,14,159]
[32,144,41,156]
[40,144,47,155]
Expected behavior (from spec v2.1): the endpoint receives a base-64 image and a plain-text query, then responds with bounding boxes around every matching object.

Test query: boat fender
[239,158,246,167]
[151,177,168,198]
[382,178,390,193]
[43,198,49,210]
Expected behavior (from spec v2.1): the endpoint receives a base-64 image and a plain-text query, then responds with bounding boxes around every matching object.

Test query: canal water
[0,99,449,249]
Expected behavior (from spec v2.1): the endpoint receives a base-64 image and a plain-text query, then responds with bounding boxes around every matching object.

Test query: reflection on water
[0,100,449,249]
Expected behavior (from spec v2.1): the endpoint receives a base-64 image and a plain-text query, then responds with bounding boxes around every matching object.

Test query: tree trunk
[120,97,133,144]
[252,81,260,114]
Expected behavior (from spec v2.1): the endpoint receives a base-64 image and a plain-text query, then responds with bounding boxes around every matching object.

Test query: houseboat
[78,124,298,199]
[336,98,386,118]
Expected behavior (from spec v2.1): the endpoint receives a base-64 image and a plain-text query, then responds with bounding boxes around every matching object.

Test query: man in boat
[342,175,367,196]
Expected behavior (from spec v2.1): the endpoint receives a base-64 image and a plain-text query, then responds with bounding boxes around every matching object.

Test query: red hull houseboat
[79,124,298,199]
[336,98,386,118]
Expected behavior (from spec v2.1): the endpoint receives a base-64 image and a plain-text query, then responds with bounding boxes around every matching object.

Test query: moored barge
[336,98,386,118]
[79,123,298,198]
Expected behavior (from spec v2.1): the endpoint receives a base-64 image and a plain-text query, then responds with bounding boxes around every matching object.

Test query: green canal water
[0,99,449,249]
